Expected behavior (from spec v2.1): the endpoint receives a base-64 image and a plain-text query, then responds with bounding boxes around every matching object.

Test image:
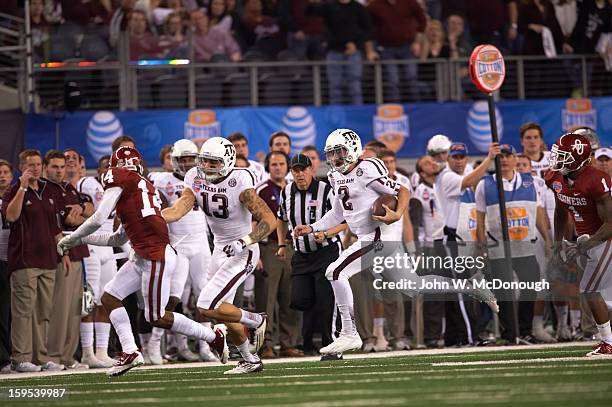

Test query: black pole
[487,92,519,343]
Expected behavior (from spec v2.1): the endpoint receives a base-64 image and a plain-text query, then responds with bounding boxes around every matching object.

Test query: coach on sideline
[434,142,500,346]
[277,154,342,360]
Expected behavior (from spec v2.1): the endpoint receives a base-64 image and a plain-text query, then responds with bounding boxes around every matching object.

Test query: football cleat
[177,348,200,362]
[556,325,573,342]
[199,341,220,362]
[249,313,267,354]
[532,326,557,343]
[82,353,111,368]
[468,276,499,313]
[107,351,144,377]
[319,334,363,355]
[147,340,163,365]
[586,341,612,356]
[209,325,229,364]
[223,360,264,375]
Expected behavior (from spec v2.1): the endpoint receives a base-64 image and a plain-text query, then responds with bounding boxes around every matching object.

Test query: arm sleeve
[67,187,122,241]
[475,180,486,212]
[81,226,129,247]
[311,193,344,232]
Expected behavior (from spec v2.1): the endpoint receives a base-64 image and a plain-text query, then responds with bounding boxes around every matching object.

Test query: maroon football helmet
[110,146,143,175]
[549,133,592,175]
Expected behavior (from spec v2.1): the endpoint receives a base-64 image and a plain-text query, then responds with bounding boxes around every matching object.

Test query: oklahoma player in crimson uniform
[545,133,612,356]
[58,147,228,376]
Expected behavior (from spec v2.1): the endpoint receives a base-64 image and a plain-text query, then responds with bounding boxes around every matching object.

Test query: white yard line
[0,341,595,382]
[432,356,607,366]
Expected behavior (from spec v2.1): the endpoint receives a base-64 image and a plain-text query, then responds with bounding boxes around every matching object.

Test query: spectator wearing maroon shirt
[281,0,325,60]
[367,0,427,102]
[42,150,91,370]
[1,150,70,373]
[466,0,518,52]
[0,160,13,373]
[239,0,286,60]
[257,152,302,359]
[129,9,169,60]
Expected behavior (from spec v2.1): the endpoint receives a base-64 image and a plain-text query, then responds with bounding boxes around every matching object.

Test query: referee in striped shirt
[277,154,341,359]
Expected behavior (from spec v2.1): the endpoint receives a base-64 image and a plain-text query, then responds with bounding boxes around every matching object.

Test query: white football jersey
[412,181,445,242]
[530,151,551,178]
[184,167,256,246]
[248,160,266,184]
[328,158,400,237]
[386,172,412,237]
[77,176,114,233]
[153,171,207,236]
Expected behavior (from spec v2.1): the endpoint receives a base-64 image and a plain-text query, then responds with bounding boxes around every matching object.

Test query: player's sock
[555,305,569,328]
[596,321,612,345]
[170,312,215,342]
[331,279,357,336]
[532,315,544,330]
[570,310,581,329]
[373,318,385,329]
[176,333,189,351]
[139,332,151,348]
[237,339,260,363]
[239,310,263,329]
[109,307,138,353]
[80,322,94,350]
[94,322,111,351]
[149,327,164,345]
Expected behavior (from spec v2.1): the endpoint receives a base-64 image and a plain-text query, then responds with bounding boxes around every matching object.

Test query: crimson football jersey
[545,166,611,236]
[101,167,169,260]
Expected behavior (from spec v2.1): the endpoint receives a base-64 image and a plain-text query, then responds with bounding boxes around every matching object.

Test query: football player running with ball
[294,129,498,355]
[58,146,228,377]
[162,137,276,374]
[545,133,612,356]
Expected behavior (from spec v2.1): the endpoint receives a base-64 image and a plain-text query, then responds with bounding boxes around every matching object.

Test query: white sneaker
[248,314,267,354]
[147,340,164,365]
[199,341,220,362]
[393,338,411,351]
[94,350,116,368]
[320,334,363,355]
[532,326,557,343]
[65,361,89,370]
[142,347,152,365]
[177,348,200,362]
[82,353,110,368]
[1,363,12,374]
[469,279,499,313]
[41,361,65,371]
[557,325,573,342]
[223,360,264,375]
[362,338,376,353]
[15,362,41,373]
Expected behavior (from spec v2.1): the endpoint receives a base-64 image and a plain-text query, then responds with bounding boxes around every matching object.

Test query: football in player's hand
[371,194,398,217]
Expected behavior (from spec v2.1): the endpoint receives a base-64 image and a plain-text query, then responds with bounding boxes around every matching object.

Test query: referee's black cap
[290,154,312,169]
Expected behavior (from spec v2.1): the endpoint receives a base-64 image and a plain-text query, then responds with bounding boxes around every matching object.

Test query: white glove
[223,239,246,257]
[57,235,76,256]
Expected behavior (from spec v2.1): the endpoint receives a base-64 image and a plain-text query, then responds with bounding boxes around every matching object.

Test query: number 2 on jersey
[338,186,353,210]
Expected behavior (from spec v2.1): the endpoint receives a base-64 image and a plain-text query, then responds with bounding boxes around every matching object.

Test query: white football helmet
[171,139,198,176]
[197,137,236,181]
[427,134,452,155]
[324,128,362,173]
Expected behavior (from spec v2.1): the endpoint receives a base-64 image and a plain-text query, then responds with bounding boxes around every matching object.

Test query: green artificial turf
[1,346,611,407]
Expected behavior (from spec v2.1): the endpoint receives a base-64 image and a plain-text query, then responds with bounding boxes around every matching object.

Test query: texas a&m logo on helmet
[549,133,592,176]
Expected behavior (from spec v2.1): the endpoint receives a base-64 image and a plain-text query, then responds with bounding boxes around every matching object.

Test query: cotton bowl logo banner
[184,110,221,144]
[562,98,597,131]
[506,208,530,241]
[469,44,505,93]
[373,104,409,152]
[467,101,503,152]
[281,107,316,155]
[86,111,123,161]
